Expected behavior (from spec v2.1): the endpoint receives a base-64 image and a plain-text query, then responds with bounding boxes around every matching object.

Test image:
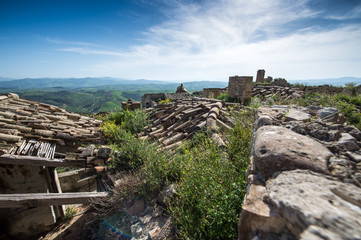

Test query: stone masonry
[256,69,265,83]
[202,88,226,98]
[228,76,253,103]
[238,105,361,239]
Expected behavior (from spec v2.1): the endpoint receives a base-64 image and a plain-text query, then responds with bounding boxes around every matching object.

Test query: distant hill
[0,77,15,82]
[0,77,228,113]
[0,77,227,90]
[0,77,144,89]
[0,79,228,113]
[289,77,361,86]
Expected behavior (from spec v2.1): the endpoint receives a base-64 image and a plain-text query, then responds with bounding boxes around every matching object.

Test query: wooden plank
[0,154,85,167]
[0,192,108,208]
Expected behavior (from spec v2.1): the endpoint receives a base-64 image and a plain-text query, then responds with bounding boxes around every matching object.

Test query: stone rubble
[239,105,361,239]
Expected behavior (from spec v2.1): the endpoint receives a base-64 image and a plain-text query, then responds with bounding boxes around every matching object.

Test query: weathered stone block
[253,126,332,179]
[265,170,361,239]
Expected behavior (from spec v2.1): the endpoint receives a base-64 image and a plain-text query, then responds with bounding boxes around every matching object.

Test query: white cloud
[58,47,124,56]
[66,0,361,80]
[46,37,101,47]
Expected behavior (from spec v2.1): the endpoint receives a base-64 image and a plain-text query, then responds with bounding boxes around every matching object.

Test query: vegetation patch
[100,107,253,239]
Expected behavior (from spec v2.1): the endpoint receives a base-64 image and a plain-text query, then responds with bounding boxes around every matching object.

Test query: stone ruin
[175,83,188,94]
[121,98,141,111]
[256,69,272,83]
[228,76,253,103]
[141,84,192,109]
[0,93,107,239]
[256,69,265,83]
[202,87,227,98]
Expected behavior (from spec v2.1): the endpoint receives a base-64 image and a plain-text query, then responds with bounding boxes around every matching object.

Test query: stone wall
[239,105,361,239]
[142,93,166,108]
[228,76,253,103]
[202,88,226,98]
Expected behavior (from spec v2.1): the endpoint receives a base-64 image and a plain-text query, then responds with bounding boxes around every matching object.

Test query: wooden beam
[0,192,108,208]
[0,154,86,167]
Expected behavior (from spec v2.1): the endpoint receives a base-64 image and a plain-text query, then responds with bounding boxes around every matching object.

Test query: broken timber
[0,154,86,167]
[0,192,108,208]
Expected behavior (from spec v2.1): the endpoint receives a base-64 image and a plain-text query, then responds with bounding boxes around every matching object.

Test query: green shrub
[101,109,149,135]
[109,132,150,171]
[100,121,126,143]
[170,110,253,240]
[226,110,253,171]
[140,148,182,196]
[216,92,228,101]
[170,134,246,240]
[64,206,77,220]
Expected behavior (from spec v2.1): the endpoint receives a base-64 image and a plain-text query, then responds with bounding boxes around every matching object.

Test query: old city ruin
[0,70,360,239]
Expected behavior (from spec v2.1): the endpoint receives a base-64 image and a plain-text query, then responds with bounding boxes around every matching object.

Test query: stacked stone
[239,105,361,239]
[140,97,235,150]
[252,85,305,100]
[0,93,102,154]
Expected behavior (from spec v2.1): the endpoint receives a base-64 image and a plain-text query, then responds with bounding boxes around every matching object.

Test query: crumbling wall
[142,93,166,108]
[239,106,361,239]
[202,88,226,98]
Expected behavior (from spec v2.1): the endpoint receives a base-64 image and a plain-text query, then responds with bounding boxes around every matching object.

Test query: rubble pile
[0,93,102,154]
[140,97,237,150]
[252,85,305,100]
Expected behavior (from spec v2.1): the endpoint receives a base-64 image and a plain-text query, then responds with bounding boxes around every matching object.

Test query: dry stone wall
[239,105,361,239]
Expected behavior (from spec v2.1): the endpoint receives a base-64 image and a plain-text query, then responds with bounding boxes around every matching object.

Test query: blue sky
[0,0,360,81]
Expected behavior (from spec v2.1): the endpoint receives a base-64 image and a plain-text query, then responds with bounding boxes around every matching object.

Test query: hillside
[0,78,228,114]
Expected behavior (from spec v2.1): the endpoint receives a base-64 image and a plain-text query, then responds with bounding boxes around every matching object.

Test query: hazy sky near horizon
[0,0,360,81]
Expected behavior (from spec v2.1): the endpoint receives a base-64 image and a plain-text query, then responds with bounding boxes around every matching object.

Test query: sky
[0,0,360,81]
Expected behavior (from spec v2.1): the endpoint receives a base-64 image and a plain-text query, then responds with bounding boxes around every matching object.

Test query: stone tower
[256,69,265,83]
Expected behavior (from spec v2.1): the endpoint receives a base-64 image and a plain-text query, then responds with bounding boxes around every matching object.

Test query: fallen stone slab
[264,169,361,239]
[284,109,311,122]
[253,126,332,179]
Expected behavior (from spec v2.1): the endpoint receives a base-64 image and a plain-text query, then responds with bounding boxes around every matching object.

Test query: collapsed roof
[0,93,102,154]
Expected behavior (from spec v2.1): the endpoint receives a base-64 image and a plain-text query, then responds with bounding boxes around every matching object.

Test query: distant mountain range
[0,77,360,90]
[0,76,359,114]
[0,77,227,91]
[288,77,361,86]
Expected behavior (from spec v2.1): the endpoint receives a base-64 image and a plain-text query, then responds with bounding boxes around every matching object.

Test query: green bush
[226,110,253,171]
[109,132,150,171]
[101,109,149,135]
[140,148,181,196]
[101,106,254,239]
[170,110,253,240]
[170,134,247,240]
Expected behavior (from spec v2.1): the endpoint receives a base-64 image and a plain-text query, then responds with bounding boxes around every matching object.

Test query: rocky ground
[239,105,361,239]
